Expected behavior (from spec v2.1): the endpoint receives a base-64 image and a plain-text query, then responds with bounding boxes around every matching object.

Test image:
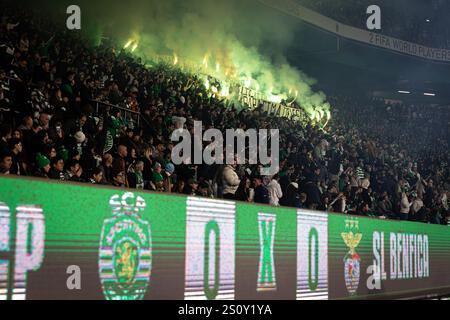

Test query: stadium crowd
[0,8,449,225]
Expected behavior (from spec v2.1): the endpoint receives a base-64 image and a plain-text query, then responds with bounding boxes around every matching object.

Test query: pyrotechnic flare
[32,0,332,123]
[203,54,209,68]
[322,110,331,128]
[220,85,230,97]
[317,109,324,120]
[124,40,132,49]
[287,96,296,106]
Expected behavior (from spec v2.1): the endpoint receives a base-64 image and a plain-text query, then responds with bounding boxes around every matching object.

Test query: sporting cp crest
[99,192,152,300]
[341,218,362,295]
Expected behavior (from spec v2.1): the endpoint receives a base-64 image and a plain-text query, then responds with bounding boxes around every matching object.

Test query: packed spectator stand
[0,8,449,225]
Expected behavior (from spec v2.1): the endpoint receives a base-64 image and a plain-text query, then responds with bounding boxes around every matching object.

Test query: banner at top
[259,0,450,63]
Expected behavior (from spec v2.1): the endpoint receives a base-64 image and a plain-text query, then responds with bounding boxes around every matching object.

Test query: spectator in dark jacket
[253,176,270,204]
[48,156,65,180]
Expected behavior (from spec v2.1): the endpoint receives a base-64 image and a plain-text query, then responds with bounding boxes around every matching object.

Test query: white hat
[74,131,86,144]
[290,182,299,189]
[361,178,370,190]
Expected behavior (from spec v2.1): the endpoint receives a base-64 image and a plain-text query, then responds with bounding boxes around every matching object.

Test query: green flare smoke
[25,0,331,117]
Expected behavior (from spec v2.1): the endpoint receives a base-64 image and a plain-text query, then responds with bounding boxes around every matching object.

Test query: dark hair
[112,169,124,178]
[91,167,103,177]
[51,156,64,166]
[8,138,21,150]
[199,181,210,189]
[0,152,13,161]
[82,104,94,115]
[66,159,80,170]
[0,124,12,137]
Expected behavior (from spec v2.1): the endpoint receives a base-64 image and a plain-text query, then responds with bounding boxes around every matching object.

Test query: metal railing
[91,100,141,128]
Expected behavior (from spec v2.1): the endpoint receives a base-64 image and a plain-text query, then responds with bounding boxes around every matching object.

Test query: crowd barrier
[92,100,141,128]
[0,176,449,300]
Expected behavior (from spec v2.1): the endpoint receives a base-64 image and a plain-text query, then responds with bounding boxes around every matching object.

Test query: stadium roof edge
[258,0,450,64]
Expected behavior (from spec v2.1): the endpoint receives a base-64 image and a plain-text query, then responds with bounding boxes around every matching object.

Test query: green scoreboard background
[0,176,449,300]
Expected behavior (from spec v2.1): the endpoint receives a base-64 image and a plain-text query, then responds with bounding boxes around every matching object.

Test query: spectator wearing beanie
[151,162,164,191]
[163,162,175,193]
[34,153,51,178]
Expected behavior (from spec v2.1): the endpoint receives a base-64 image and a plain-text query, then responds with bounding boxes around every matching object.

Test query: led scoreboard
[0,176,449,300]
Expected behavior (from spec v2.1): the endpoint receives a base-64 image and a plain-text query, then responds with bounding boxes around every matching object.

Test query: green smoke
[22,0,331,117]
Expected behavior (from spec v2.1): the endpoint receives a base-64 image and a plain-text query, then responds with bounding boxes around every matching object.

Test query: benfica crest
[341,218,362,295]
[99,192,152,300]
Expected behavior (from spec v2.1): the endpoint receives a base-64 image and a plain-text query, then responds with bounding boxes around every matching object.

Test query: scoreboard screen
[0,176,449,300]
